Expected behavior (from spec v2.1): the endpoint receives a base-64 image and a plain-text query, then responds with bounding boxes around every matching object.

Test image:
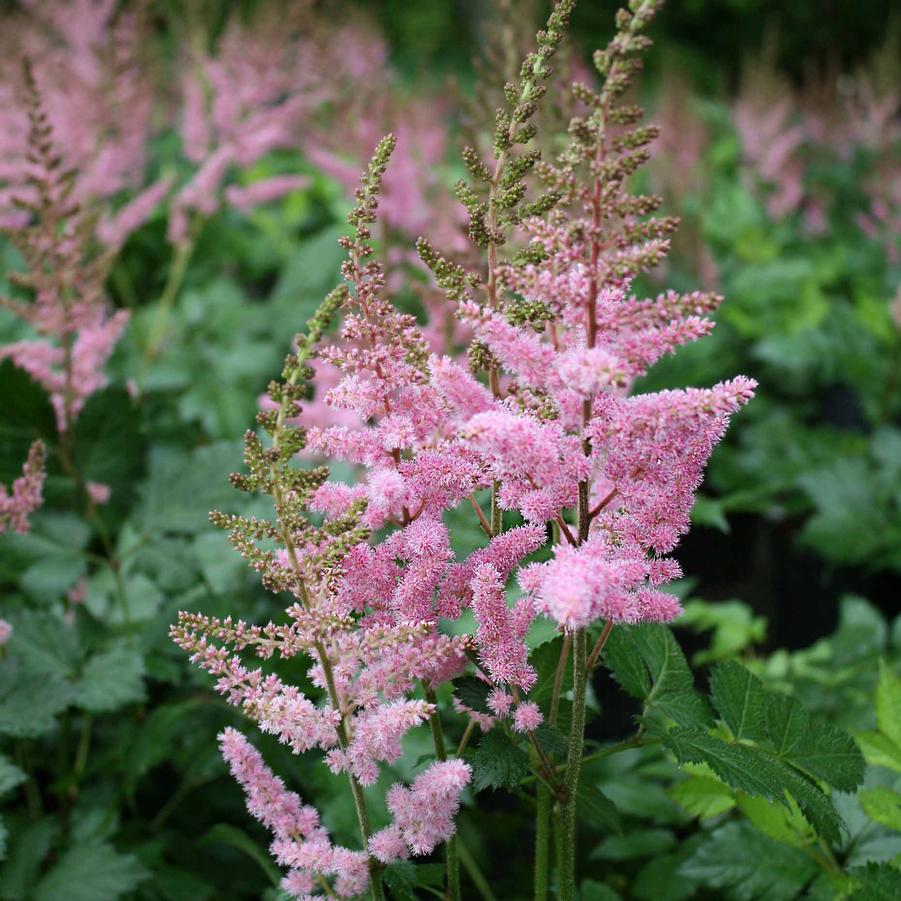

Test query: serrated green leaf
[669,775,736,820]
[33,841,148,901]
[0,817,57,899]
[736,793,816,848]
[0,755,26,798]
[201,824,280,887]
[576,783,622,835]
[74,641,145,713]
[679,820,818,901]
[533,724,567,758]
[847,862,901,900]
[764,693,865,791]
[856,730,901,773]
[0,661,71,737]
[73,387,143,492]
[470,730,530,791]
[454,675,492,715]
[601,628,650,699]
[592,828,672,860]
[662,728,843,842]
[876,661,901,749]
[710,661,768,741]
[859,787,901,831]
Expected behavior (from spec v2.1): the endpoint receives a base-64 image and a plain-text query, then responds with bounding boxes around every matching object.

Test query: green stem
[425,685,461,901]
[73,713,92,780]
[457,835,499,901]
[139,233,197,382]
[490,480,503,536]
[558,629,588,901]
[534,778,552,901]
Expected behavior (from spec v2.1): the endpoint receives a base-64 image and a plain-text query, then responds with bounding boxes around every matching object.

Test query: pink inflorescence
[0,441,45,535]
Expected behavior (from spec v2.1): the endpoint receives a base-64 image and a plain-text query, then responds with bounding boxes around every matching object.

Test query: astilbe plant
[174,2,754,899]
[0,63,128,437]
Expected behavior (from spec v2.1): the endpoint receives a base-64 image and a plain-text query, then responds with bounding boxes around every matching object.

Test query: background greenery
[0,1,899,898]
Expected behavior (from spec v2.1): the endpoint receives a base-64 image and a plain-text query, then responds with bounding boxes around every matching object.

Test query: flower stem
[425,685,461,901]
[558,628,588,901]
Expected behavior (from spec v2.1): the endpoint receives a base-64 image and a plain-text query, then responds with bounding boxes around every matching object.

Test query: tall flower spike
[0,62,127,430]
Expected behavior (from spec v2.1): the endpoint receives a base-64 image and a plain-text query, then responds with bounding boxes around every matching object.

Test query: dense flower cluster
[174,3,754,899]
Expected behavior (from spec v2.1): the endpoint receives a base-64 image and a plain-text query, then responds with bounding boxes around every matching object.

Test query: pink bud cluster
[0,440,45,534]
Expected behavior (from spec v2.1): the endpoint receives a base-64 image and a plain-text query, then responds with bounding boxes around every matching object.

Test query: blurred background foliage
[0,0,898,898]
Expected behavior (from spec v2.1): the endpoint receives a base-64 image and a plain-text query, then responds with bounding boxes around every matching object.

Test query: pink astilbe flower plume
[369,760,472,862]
[0,63,128,430]
[0,440,45,534]
[176,4,755,898]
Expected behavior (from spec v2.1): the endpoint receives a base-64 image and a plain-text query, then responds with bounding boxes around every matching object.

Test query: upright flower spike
[0,63,128,431]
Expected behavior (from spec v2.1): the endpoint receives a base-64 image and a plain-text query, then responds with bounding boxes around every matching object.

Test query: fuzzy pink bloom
[370,759,472,860]
[220,727,323,840]
[0,620,12,646]
[220,727,369,899]
[330,699,435,786]
[0,440,45,534]
[470,564,536,691]
[513,701,544,733]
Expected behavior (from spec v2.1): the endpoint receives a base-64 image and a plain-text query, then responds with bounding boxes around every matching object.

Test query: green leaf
[0,817,57,899]
[580,879,621,900]
[139,442,245,534]
[856,730,901,773]
[0,755,26,798]
[859,787,901,831]
[603,625,710,730]
[200,824,281,887]
[0,661,71,737]
[0,359,56,483]
[680,821,818,901]
[679,599,766,666]
[470,729,530,792]
[73,387,143,492]
[33,841,148,901]
[669,775,736,820]
[576,783,622,835]
[454,676,492,715]
[710,661,768,741]
[662,729,843,842]
[383,861,444,901]
[847,862,901,900]
[876,661,901,749]
[592,828,673,860]
[533,724,568,758]
[601,628,651,699]
[74,641,145,713]
[736,793,816,848]
[764,692,865,791]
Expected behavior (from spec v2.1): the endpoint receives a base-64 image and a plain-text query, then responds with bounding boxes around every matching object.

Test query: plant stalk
[558,629,588,901]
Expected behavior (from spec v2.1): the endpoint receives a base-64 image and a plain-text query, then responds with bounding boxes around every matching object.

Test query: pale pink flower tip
[513,701,544,733]
[0,619,12,646]
[87,482,112,505]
